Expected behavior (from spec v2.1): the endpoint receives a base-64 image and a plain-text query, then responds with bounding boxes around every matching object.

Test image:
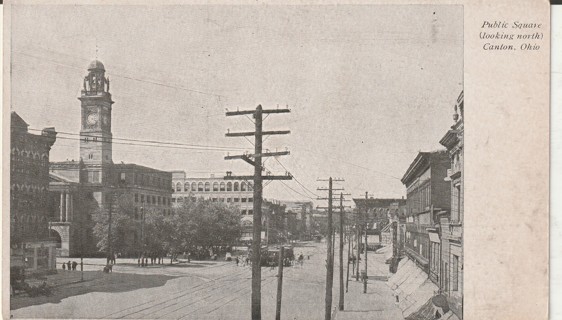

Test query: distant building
[10,112,58,271]
[279,201,314,240]
[439,91,464,318]
[400,150,451,280]
[171,171,255,240]
[48,61,172,257]
[352,198,406,246]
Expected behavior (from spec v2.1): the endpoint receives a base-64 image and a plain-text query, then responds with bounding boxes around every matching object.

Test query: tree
[173,199,242,253]
[92,194,136,256]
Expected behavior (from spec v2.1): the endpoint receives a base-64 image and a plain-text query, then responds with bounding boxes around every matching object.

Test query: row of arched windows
[173,181,253,193]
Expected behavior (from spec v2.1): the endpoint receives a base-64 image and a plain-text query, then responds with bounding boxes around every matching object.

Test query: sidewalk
[333,247,404,320]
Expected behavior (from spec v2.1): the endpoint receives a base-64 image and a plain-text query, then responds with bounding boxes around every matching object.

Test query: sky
[10,4,463,206]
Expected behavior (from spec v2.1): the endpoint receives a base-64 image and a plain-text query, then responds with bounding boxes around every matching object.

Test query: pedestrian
[72,261,77,270]
[235,257,239,266]
[62,262,66,271]
[67,261,71,271]
[187,252,191,263]
[137,258,141,267]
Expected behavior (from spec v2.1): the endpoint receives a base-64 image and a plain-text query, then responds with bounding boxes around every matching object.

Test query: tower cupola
[83,59,110,96]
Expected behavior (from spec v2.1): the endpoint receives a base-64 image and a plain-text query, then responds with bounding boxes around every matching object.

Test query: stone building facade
[48,60,172,257]
[439,91,464,318]
[10,112,58,271]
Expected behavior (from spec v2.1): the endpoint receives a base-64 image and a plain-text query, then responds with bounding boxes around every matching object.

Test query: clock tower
[79,60,113,184]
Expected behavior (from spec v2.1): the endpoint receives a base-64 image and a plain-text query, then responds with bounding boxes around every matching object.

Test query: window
[135,193,138,203]
[234,198,240,203]
[220,182,225,191]
[227,182,232,191]
[176,182,182,192]
[227,198,232,203]
[452,255,459,291]
[234,182,239,191]
[120,172,126,183]
[146,196,151,204]
[212,198,217,202]
[248,198,253,203]
[205,182,211,191]
[141,194,145,203]
[172,198,176,203]
[88,171,100,183]
[219,198,225,202]
[198,182,204,191]
[248,210,253,215]
[241,182,247,191]
[213,182,219,191]
[134,207,139,220]
[242,210,247,215]
[152,196,156,204]
[184,182,190,192]
[248,183,253,191]
[241,198,247,203]
[158,196,161,205]
[455,184,462,222]
[191,182,197,191]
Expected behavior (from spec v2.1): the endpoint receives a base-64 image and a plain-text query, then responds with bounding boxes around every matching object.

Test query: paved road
[12,242,331,319]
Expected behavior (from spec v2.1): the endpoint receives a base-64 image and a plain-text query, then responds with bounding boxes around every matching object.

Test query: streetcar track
[131,272,252,319]
[102,265,248,319]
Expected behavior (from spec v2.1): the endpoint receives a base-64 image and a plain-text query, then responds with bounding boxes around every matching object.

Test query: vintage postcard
[2,1,550,319]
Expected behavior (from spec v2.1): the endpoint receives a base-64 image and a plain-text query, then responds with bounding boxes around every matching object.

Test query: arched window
[227,182,232,191]
[184,182,190,192]
[176,182,182,192]
[234,182,239,191]
[191,182,197,191]
[241,182,247,191]
[248,182,253,191]
[198,182,204,191]
[205,182,211,191]
[213,182,219,191]
[220,182,226,191]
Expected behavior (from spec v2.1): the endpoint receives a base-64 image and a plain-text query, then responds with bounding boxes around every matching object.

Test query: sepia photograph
[6,3,464,319]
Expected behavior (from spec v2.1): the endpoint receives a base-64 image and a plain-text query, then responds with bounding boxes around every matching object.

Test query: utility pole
[107,192,113,265]
[225,105,291,320]
[325,178,333,320]
[338,193,345,310]
[346,226,351,293]
[356,218,361,281]
[317,179,348,320]
[363,191,368,294]
[141,206,145,263]
[275,246,284,320]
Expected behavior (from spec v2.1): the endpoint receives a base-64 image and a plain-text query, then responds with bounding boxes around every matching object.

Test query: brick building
[439,91,464,318]
[10,112,58,271]
[400,151,451,280]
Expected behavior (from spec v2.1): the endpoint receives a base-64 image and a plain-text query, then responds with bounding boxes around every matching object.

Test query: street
[11,240,403,320]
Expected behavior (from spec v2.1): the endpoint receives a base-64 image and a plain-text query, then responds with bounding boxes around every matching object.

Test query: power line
[278,180,315,201]
[273,158,320,198]
[16,125,247,152]
[47,135,243,153]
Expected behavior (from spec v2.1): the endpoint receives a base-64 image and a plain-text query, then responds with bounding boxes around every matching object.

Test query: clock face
[87,113,99,125]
